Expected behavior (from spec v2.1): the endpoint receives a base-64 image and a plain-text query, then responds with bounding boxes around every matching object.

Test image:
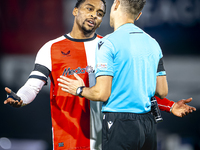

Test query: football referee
[58,0,168,149]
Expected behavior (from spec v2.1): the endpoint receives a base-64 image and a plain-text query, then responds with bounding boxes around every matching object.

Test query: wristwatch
[76,86,85,98]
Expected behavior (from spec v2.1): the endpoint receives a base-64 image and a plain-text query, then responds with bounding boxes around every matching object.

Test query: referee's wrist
[76,86,85,98]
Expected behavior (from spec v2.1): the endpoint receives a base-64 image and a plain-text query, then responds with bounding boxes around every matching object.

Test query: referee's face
[73,0,105,34]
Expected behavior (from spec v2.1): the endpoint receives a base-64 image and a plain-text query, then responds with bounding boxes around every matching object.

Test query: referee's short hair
[120,0,146,17]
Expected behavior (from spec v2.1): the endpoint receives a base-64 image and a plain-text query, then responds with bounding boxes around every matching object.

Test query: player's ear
[73,7,78,16]
[135,12,142,21]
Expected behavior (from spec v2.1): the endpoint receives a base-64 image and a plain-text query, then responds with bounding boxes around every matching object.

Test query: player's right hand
[4,87,23,108]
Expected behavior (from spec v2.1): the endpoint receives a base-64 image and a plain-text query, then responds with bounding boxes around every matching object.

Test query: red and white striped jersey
[35,33,103,150]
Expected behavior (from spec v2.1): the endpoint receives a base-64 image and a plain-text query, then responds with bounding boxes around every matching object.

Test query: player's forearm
[17,78,45,106]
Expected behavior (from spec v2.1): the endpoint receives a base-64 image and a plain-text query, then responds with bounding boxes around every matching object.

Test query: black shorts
[102,112,157,150]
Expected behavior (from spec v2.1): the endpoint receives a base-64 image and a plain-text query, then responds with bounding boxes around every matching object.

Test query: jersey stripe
[35,34,103,150]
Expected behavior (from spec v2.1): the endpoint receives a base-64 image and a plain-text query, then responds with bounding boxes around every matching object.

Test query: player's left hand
[4,87,23,108]
[171,98,196,117]
[57,73,85,96]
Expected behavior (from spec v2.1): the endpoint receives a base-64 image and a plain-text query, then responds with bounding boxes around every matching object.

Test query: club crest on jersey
[98,41,104,50]
[62,66,94,76]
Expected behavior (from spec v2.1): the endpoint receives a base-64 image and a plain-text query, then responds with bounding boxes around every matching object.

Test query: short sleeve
[95,38,115,77]
[35,41,52,71]
[157,58,166,76]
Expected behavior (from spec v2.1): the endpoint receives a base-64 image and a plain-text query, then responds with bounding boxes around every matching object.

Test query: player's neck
[70,26,95,39]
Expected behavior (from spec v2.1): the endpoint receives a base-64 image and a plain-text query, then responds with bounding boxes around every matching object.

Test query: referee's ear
[135,12,142,21]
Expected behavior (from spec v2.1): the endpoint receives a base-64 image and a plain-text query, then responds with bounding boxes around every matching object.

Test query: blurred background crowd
[0,0,200,150]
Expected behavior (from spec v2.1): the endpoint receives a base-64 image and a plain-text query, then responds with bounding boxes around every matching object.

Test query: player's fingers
[4,99,9,104]
[10,99,16,105]
[185,111,189,115]
[4,99,13,104]
[16,101,22,107]
[11,101,17,107]
[4,98,13,104]
[4,98,22,107]
[191,107,196,111]
[183,98,193,104]
[11,101,20,108]
[181,112,185,117]
[5,87,11,94]
[189,107,196,112]
[189,109,193,113]
[4,98,11,104]
[20,100,23,105]
[15,100,23,108]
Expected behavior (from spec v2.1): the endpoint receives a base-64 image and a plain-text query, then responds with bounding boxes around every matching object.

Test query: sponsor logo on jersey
[62,66,94,76]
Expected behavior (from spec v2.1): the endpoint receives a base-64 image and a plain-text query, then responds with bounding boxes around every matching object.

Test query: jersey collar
[64,33,97,42]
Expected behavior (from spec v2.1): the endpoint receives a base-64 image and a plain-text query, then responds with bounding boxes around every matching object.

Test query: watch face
[76,86,84,98]
[77,88,81,95]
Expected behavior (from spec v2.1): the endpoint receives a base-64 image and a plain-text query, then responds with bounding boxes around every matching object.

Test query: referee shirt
[95,23,166,114]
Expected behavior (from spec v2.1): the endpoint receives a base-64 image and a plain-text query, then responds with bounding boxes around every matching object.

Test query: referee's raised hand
[4,87,23,108]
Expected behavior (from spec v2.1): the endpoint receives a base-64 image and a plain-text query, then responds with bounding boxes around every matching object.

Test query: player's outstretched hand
[4,87,23,108]
[171,98,196,117]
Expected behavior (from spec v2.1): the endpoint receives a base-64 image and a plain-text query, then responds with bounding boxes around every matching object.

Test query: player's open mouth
[87,20,95,27]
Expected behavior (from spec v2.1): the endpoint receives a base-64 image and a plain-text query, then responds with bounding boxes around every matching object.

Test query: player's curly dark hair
[75,0,106,14]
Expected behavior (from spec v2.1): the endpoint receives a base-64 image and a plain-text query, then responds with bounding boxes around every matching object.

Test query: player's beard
[82,20,96,35]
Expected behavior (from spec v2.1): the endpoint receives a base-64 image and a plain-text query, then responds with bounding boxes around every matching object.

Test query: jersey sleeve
[29,64,50,84]
[153,39,166,76]
[155,96,175,113]
[29,41,52,84]
[95,38,115,77]
[35,41,52,71]
[157,57,166,76]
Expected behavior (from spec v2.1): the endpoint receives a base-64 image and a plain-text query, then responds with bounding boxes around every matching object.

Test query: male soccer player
[5,0,106,149]
[57,0,196,149]
[4,0,196,150]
